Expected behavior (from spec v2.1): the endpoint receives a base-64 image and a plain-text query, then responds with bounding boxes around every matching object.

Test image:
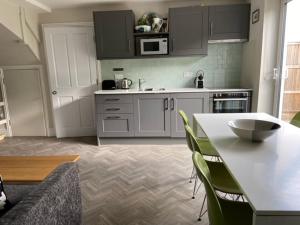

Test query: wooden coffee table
[0,155,80,183]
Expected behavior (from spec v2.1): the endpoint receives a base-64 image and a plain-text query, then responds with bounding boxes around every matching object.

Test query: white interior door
[4,68,46,136]
[43,25,98,137]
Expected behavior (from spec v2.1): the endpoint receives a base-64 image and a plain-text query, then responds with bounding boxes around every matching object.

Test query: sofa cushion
[4,184,37,206]
[0,163,81,225]
[0,176,12,217]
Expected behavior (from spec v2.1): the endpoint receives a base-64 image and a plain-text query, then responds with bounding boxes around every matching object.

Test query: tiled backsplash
[100,43,243,89]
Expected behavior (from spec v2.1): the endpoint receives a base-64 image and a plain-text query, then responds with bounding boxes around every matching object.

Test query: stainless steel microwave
[140,38,168,55]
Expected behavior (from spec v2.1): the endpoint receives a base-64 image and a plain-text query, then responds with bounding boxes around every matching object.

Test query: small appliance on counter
[102,80,116,90]
[194,70,204,88]
[120,78,133,89]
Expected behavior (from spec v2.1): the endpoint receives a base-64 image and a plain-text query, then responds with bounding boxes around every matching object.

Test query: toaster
[102,80,116,90]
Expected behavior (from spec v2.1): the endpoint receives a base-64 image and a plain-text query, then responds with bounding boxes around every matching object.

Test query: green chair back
[179,110,193,151]
[192,152,225,225]
[291,112,300,128]
[178,110,189,126]
[184,124,202,154]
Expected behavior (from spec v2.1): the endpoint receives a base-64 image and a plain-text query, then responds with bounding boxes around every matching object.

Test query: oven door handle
[213,98,248,101]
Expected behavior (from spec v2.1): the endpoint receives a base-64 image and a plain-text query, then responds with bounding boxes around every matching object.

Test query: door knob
[52,91,57,95]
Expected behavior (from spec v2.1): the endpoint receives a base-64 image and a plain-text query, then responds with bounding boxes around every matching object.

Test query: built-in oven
[210,91,252,113]
[137,37,168,55]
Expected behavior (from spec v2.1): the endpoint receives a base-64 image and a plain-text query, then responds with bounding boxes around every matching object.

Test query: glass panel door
[274,0,300,121]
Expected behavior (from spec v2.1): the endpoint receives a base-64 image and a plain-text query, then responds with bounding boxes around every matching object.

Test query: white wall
[241,0,281,114]
[21,7,41,60]
[0,0,23,39]
[241,0,264,112]
[257,0,280,113]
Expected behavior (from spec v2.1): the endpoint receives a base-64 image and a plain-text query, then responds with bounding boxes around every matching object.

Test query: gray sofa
[0,162,82,225]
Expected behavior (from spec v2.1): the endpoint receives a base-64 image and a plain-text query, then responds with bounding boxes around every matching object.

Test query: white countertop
[94,88,252,95]
[193,113,300,216]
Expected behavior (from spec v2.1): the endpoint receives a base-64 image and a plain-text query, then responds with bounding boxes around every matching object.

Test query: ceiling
[35,0,182,9]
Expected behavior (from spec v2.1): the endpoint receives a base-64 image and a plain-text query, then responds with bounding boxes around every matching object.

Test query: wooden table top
[0,155,80,183]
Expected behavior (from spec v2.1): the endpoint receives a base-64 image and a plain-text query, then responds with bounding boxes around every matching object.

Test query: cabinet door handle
[164,98,169,111]
[170,98,175,111]
[106,116,121,119]
[210,22,213,37]
[128,39,131,51]
[106,108,120,111]
[105,98,120,102]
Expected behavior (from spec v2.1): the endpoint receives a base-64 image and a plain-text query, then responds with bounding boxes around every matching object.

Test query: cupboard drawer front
[97,104,133,114]
[96,95,133,104]
[97,114,134,137]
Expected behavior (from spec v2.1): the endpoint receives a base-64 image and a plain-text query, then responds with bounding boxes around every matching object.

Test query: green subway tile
[101,43,243,89]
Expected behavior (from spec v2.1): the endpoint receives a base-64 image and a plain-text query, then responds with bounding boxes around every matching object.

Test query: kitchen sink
[142,88,166,91]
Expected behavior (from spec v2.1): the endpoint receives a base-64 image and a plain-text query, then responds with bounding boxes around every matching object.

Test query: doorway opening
[276,0,300,121]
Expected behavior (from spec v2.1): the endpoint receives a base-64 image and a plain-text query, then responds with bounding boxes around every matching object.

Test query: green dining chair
[185,124,243,220]
[178,110,219,190]
[178,110,219,157]
[290,112,300,128]
[185,125,242,193]
[193,151,253,225]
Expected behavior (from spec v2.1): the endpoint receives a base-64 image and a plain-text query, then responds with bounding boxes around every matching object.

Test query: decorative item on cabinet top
[136,12,166,33]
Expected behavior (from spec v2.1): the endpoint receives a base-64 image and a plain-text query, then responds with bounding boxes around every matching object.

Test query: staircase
[0,0,45,66]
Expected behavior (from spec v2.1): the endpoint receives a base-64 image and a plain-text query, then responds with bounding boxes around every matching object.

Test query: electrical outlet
[183,72,194,78]
[114,74,124,80]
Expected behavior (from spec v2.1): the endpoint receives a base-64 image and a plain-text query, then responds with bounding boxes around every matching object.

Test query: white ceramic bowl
[228,119,281,142]
[135,25,151,32]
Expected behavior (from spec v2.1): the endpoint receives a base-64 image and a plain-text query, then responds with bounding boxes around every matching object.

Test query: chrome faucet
[138,78,145,91]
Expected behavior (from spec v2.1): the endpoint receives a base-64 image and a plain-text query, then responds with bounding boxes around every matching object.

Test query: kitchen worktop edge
[94,88,252,95]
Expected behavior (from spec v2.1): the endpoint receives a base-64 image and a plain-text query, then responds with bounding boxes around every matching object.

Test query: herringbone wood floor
[0,137,209,225]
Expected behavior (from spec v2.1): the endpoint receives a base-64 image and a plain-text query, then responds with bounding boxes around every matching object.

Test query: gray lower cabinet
[170,93,210,137]
[169,6,208,56]
[96,92,210,139]
[95,95,134,137]
[97,114,134,137]
[208,4,250,42]
[133,94,171,137]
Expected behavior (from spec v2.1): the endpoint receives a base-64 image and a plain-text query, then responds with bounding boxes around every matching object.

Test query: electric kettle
[120,78,133,89]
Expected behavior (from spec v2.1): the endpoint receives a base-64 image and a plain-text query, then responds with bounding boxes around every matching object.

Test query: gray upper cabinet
[208,4,250,42]
[169,6,208,56]
[134,94,171,137]
[93,10,135,59]
[170,93,209,137]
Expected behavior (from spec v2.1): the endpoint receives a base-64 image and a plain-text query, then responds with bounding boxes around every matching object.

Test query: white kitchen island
[193,113,300,225]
